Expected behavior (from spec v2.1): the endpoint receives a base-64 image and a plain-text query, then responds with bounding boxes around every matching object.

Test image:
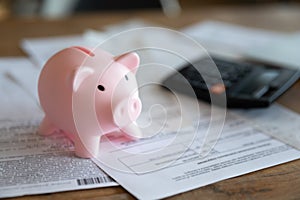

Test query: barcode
[77,176,113,186]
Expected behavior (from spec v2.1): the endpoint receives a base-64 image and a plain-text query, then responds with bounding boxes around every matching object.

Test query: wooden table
[1,3,300,200]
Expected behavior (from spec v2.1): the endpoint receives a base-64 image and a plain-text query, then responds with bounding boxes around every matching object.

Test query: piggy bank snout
[113,96,142,128]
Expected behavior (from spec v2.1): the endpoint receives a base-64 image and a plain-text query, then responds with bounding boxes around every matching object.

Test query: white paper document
[182,20,287,57]
[237,103,300,150]
[0,57,40,101]
[0,120,117,198]
[182,20,300,69]
[0,58,118,198]
[0,58,41,120]
[245,34,300,69]
[93,100,300,199]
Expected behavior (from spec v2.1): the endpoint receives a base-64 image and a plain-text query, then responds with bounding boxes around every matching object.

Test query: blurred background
[0,0,300,20]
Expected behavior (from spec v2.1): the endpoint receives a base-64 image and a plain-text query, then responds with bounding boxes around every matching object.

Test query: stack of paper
[0,58,117,198]
[1,19,300,199]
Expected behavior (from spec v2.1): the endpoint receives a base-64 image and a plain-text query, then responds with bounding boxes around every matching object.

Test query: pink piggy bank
[38,46,142,158]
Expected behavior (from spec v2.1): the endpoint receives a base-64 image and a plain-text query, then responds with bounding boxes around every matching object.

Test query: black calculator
[162,56,300,108]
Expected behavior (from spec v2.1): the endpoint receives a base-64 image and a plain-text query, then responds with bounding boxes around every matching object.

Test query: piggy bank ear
[70,66,94,92]
[114,52,139,74]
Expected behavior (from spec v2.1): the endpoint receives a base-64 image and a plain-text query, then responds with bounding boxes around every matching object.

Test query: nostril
[132,99,141,112]
[131,99,142,117]
[133,101,138,110]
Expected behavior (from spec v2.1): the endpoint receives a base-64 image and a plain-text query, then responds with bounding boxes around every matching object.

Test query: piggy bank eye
[97,85,105,91]
[125,75,129,81]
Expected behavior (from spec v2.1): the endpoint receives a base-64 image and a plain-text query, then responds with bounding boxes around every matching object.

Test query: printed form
[93,89,300,199]
[0,58,117,198]
[0,120,117,198]
[237,104,300,150]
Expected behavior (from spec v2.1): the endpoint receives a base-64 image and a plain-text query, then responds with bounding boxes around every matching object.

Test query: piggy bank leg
[38,116,57,136]
[73,135,100,158]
